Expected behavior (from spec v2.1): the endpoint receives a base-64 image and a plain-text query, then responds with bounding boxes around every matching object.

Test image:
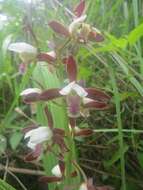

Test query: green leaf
[9,131,23,150]
[137,152,143,169]
[2,34,13,58]
[128,23,143,45]
[0,179,16,190]
[104,144,129,167]
[0,135,7,155]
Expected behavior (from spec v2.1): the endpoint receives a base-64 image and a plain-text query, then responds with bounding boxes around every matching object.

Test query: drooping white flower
[20,88,42,96]
[59,81,88,98]
[8,42,37,54]
[8,42,37,62]
[69,15,87,34]
[51,164,62,178]
[79,183,88,190]
[24,126,53,149]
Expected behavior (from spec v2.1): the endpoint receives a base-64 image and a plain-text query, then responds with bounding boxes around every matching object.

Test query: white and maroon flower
[48,1,104,43]
[20,56,110,118]
[8,42,37,62]
[59,81,88,98]
[68,14,87,34]
[24,126,53,150]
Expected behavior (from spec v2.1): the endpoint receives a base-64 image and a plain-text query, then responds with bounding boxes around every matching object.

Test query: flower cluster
[9,0,111,189]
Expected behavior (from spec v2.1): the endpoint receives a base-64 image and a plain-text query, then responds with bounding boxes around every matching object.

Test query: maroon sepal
[54,137,69,153]
[84,101,108,110]
[44,106,53,128]
[39,88,61,101]
[85,88,110,102]
[66,56,77,82]
[75,129,93,137]
[22,125,38,134]
[49,21,69,37]
[74,0,85,17]
[39,176,62,183]
[37,53,56,62]
[53,128,65,136]
[59,160,65,175]
[24,144,42,162]
[88,31,104,42]
[23,93,40,104]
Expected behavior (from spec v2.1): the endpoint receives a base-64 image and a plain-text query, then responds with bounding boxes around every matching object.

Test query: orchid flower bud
[51,164,62,178]
[8,42,37,63]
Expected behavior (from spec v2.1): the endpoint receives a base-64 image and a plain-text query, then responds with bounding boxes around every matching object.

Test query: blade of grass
[109,65,126,190]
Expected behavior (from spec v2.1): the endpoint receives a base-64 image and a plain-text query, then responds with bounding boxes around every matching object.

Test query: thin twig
[3,157,9,181]
[7,170,28,190]
[0,164,45,176]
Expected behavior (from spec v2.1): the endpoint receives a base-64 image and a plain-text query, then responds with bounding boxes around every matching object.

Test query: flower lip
[69,14,87,34]
[59,81,88,97]
[51,164,62,178]
[24,126,53,149]
[20,88,42,96]
[8,42,37,54]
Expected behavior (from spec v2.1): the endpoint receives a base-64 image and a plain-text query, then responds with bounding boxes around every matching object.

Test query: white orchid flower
[69,15,87,34]
[24,126,53,150]
[20,88,42,96]
[8,42,37,62]
[79,183,88,190]
[51,164,62,178]
[59,81,88,98]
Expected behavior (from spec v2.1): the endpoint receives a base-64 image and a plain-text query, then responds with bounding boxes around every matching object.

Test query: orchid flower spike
[24,126,53,150]
[59,81,88,98]
[51,164,62,178]
[8,42,37,62]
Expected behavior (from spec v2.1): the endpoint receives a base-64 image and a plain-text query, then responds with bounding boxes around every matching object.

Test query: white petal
[69,15,87,34]
[82,97,94,104]
[8,42,37,54]
[79,183,88,190]
[73,84,88,97]
[27,141,36,150]
[51,164,62,178]
[59,81,75,95]
[47,51,56,58]
[25,126,53,148]
[20,88,42,96]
